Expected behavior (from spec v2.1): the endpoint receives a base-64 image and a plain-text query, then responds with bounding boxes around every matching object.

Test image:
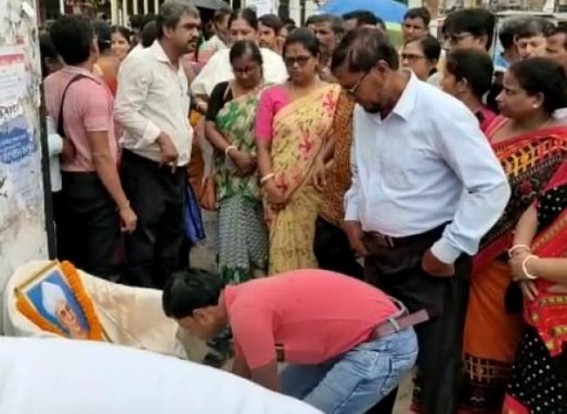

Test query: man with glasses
[442,8,501,111]
[312,27,386,286]
[331,28,510,414]
[442,8,495,52]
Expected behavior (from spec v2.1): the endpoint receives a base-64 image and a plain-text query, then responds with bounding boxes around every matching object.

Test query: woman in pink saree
[255,28,340,275]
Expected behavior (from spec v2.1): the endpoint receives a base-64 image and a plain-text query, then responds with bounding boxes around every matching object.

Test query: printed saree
[215,87,268,284]
[266,84,340,275]
[460,118,567,414]
[503,164,567,414]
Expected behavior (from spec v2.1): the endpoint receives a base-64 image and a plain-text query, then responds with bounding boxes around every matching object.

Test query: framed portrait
[14,261,107,341]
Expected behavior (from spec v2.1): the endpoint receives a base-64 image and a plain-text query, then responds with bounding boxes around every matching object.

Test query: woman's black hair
[229,40,263,66]
[94,20,112,52]
[445,49,494,100]
[414,34,441,62]
[228,8,258,31]
[283,23,297,34]
[283,27,320,58]
[111,25,131,42]
[508,57,567,115]
[162,269,225,319]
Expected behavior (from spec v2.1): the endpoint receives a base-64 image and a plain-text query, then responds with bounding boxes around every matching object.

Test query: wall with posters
[0,0,48,304]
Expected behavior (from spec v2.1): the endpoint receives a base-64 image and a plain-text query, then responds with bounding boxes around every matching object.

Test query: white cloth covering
[0,337,323,414]
[1,260,204,360]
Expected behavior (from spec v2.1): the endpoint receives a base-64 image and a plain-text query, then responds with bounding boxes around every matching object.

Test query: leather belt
[371,309,429,340]
[363,223,447,249]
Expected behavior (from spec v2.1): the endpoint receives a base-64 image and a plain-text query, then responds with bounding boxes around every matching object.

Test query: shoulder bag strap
[56,74,89,138]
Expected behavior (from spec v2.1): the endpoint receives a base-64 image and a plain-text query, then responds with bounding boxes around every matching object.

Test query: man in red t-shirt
[163,269,426,413]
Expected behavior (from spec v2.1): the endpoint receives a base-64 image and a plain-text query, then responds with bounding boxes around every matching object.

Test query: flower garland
[15,261,103,341]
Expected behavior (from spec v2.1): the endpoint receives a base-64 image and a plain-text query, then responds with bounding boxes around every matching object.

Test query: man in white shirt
[0,337,323,414]
[331,28,510,414]
[114,0,200,289]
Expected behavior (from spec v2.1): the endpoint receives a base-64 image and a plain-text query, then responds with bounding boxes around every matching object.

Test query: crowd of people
[36,3,567,414]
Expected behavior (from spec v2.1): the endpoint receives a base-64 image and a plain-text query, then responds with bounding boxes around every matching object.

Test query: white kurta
[191,47,288,97]
[0,337,323,414]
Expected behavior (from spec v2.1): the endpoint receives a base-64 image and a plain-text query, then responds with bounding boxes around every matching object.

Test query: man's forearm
[92,155,130,209]
[431,179,511,264]
[232,352,251,379]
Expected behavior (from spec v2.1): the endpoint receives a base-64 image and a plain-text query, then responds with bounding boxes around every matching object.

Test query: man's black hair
[548,25,567,50]
[498,16,528,50]
[141,20,158,48]
[331,27,397,73]
[259,13,283,34]
[403,7,431,27]
[515,17,555,40]
[162,269,225,319]
[342,10,386,32]
[50,14,94,66]
[306,13,344,35]
[342,10,377,26]
[443,8,495,51]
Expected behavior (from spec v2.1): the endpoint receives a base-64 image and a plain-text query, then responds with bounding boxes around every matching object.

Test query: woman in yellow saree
[255,28,340,275]
[459,58,567,414]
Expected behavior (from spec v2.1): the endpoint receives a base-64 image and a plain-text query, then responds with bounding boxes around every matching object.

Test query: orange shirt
[224,269,398,370]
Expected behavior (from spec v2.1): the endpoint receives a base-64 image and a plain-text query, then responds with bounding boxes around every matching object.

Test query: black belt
[122,149,187,172]
[371,309,429,340]
[363,223,447,249]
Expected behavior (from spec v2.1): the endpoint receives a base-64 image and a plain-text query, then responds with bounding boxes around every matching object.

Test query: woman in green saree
[204,40,268,284]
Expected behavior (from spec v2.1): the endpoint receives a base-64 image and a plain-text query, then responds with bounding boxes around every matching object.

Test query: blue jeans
[280,328,418,414]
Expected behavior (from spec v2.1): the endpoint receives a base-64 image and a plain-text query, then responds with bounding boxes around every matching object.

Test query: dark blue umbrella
[318,0,408,23]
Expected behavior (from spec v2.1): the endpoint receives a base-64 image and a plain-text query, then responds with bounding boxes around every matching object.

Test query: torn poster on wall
[0,45,39,231]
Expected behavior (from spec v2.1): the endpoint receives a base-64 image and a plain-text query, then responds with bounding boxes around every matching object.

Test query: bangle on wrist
[521,254,539,280]
[508,244,532,258]
[225,145,237,157]
[260,173,275,185]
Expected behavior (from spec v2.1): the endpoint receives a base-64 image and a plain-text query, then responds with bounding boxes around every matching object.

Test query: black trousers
[121,150,186,289]
[313,216,363,279]
[363,231,471,414]
[56,172,119,278]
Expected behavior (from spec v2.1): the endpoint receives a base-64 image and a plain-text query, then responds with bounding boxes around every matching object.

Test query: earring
[533,103,540,109]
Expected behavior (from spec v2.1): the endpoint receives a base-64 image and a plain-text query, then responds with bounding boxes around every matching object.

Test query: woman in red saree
[502,162,567,413]
[459,58,567,413]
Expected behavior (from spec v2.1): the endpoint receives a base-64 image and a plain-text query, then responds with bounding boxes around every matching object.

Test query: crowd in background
[36,3,567,414]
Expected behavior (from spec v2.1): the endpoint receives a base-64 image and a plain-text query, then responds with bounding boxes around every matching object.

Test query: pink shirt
[224,269,399,370]
[254,85,291,143]
[45,66,117,172]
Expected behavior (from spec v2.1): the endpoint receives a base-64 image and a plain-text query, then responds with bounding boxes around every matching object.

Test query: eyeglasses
[345,70,370,96]
[400,53,426,63]
[284,56,311,67]
[444,32,474,45]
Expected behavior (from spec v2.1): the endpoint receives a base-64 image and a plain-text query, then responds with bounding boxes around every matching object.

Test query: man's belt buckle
[373,232,395,248]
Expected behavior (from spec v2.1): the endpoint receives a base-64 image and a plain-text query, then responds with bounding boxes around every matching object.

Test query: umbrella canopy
[192,0,229,10]
[318,0,408,24]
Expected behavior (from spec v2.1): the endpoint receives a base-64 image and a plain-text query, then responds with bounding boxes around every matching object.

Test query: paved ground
[190,212,412,413]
